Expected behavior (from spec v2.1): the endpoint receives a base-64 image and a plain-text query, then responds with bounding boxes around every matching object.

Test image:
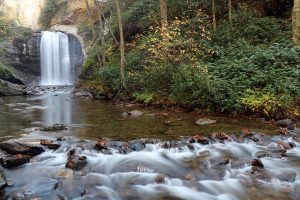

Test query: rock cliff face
[1,0,45,30]
[0,0,86,88]
[14,31,84,86]
[12,32,42,86]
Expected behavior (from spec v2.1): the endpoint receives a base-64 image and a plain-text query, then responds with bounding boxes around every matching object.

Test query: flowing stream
[0,89,299,200]
[40,31,73,86]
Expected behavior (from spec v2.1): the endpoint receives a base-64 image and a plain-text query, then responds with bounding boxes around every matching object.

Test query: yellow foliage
[138,9,211,66]
[240,90,281,117]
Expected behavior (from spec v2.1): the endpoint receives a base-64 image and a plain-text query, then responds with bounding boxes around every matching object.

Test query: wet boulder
[0,79,26,96]
[241,128,259,142]
[0,169,7,189]
[66,156,87,170]
[130,141,146,151]
[210,132,232,142]
[254,150,270,159]
[155,175,165,183]
[269,148,287,158]
[0,155,30,168]
[95,139,108,151]
[276,119,294,129]
[160,141,186,149]
[0,141,44,156]
[40,123,67,132]
[277,127,289,135]
[107,140,132,154]
[127,110,143,117]
[65,149,87,170]
[195,118,216,126]
[288,142,296,148]
[250,159,264,168]
[40,139,60,150]
[189,135,209,145]
[276,141,291,150]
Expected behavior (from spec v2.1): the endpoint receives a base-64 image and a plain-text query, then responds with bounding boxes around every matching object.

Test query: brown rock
[95,139,108,150]
[277,127,289,135]
[210,132,232,141]
[277,141,291,150]
[0,155,30,168]
[250,159,264,168]
[40,139,60,150]
[155,175,165,183]
[190,135,209,145]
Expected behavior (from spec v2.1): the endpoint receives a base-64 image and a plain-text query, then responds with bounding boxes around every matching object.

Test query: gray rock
[276,119,294,128]
[195,118,217,126]
[0,79,27,96]
[0,141,44,156]
[40,123,67,132]
[128,110,143,117]
[130,141,146,151]
[0,169,7,189]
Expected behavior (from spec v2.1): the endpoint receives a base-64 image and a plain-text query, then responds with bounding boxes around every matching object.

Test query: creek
[0,88,299,200]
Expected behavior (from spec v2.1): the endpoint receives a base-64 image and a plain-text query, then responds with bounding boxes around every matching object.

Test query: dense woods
[0,0,299,120]
[73,0,300,120]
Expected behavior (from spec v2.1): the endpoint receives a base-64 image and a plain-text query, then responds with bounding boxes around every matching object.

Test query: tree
[159,0,168,41]
[293,0,300,44]
[84,0,96,42]
[94,0,106,67]
[114,0,126,89]
[212,0,217,31]
[228,0,232,28]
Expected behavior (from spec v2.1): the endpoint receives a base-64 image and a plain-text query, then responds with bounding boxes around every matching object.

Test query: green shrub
[0,62,15,81]
[133,92,155,105]
[170,65,212,108]
[39,0,58,29]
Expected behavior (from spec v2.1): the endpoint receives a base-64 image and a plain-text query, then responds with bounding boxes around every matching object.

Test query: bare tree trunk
[212,0,217,31]
[94,0,106,67]
[228,0,232,29]
[101,12,119,45]
[84,0,96,42]
[159,0,168,42]
[293,0,300,44]
[114,0,126,90]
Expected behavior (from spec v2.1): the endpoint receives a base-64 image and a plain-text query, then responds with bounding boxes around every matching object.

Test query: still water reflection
[42,93,72,125]
[0,89,276,141]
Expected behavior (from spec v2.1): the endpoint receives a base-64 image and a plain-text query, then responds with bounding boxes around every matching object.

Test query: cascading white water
[40,31,73,85]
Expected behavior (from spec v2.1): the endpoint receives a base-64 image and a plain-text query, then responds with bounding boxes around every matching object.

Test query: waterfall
[40,31,73,85]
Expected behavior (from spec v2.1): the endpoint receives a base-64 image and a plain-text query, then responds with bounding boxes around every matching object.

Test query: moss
[0,62,15,81]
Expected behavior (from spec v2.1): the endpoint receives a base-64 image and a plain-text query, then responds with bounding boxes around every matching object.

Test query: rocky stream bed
[0,88,299,200]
